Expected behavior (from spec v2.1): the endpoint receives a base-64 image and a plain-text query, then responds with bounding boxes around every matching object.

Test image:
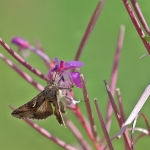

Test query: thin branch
[28,45,51,65]
[74,0,106,61]
[73,106,100,150]
[116,88,129,150]
[134,133,147,144]
[104,80,132,149]
[131,113,150,149]
[122,0,150,54]
[105,25,125,132]
[127,128,148,148]
[103,136,116,150]
[140,113,150,135]
[35,40,54,69]
[94,99,114,150]
[63,116,92,150]
[0,38,48,82]
[80,74,99,143]
[131,0,150,35]
[0,53,44,91]
[116,88,126,122]
[117,84,150,137]
[9,105,77,150]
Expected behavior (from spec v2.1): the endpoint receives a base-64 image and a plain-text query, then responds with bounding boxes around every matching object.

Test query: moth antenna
[58,82,75,90]
[57,74,63,84]
[53,71,58,82]
[49,71,58,83]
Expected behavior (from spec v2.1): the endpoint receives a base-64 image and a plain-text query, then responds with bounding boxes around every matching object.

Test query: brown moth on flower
[11,81,66,126]
[11,58,85,127]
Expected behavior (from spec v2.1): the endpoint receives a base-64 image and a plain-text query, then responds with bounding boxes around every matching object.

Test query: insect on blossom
[11,56,85,127]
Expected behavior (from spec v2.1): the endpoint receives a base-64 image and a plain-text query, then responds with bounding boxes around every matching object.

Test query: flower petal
[69,72,83,88]
[54,58,60,66]
[60,60,65,70]
[64,61,84,70]
[46,59,85,88]
[12,37,29,49]
[68,96,80,105]
[71,99,80,105]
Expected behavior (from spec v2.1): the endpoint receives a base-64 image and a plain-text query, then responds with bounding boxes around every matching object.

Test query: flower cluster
[47,58,84,88]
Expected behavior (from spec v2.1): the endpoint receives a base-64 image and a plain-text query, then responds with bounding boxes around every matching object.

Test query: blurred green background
[1,0,150,150]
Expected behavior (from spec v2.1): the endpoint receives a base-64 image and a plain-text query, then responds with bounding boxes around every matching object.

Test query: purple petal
[64,61,84,70]
[52,65,59,72]
[70,98,80,105]
[69,72,83,88]
[12,37,29,49]
[54,58,60,66]
[60,60,65,70]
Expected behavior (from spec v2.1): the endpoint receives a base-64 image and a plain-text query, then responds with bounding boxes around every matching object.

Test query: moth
[11,81,67,127]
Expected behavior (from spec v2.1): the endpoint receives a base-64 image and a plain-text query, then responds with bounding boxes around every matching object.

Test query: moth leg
[53,100,65,127]
[59,101,66,114]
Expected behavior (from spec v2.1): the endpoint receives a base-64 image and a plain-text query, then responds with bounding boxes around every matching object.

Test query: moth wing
[11,91,53,120]
[59,101,66,114]
[53,99,66,127]
[33,99,53,119]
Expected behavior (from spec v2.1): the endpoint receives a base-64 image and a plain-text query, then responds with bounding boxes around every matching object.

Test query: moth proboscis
[11,81,67,127]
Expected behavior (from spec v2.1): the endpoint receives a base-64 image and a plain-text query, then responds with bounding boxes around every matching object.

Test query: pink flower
[47,58,85,88]
[12,37,29,49]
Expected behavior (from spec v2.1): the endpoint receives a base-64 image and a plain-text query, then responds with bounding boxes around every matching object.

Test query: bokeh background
[1,0,150,150]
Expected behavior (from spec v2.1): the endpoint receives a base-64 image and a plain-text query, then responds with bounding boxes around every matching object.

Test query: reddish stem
[9,105,77,150]
[0,53,44,91]
[74,0,106,61]
[35,40,55,69]
[116,88,126,122]
[80,74,99,143]
[105,26,125,132]
[131,0,150,35]
[0,38,48,81]
[64,116,92,150]
[122,0,150,54]
[74,105,100,150]
[104,80,132,149]
[94,99,114,150]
